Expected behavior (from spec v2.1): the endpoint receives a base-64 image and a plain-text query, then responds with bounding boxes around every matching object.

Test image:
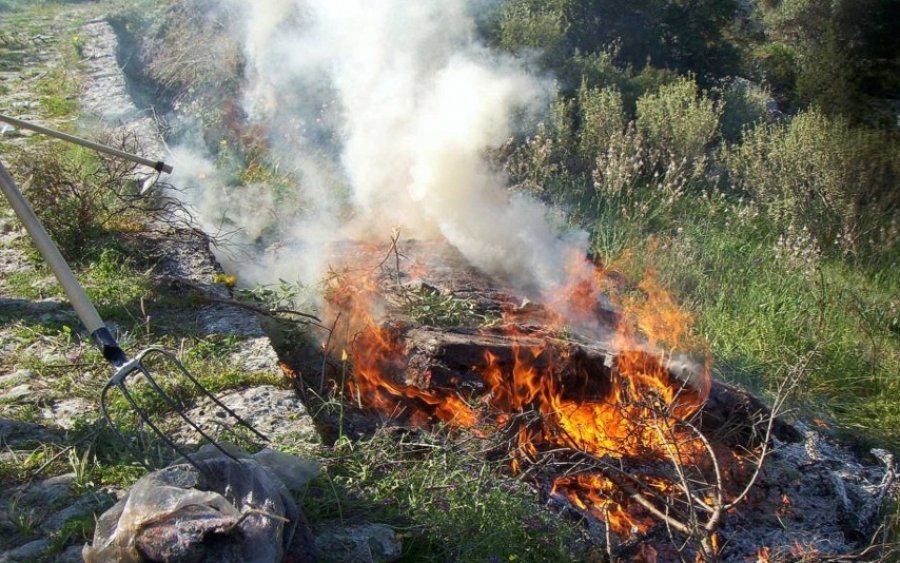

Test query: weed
[301,428,585,562]
[7,496,43,539]
[237,279,310,311]
[403,286,492,328]
[48,513,94,555]
[67,447,95,494]
[0,443,66,484]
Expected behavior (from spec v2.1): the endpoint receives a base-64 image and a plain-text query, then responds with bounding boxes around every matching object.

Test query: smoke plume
[171,0,589,297]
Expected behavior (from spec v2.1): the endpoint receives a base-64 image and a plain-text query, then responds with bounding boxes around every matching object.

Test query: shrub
[576,82,625,163]
[724,108,900,255]
[636,77,722,171]
[11,132,186,260]
[591,122,691,212]
[496,0,568,57]
[753,43,798,108]
[719,78,774,142]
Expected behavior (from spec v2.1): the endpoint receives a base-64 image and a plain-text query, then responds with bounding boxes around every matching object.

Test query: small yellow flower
[213,273,237,287]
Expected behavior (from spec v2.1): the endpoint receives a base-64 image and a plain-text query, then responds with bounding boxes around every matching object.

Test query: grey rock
[22,473,76,508]
[40,490,115,535]
[0,384,32,403]
[56,544,84,563]
[0,538,51,562]
[42,397,95,430]
[199,304,266,337]
[314,523,402,563]
[175,385,318,446]
[231,337,281,372]
[0,419,61,447]
[0,370,32,387]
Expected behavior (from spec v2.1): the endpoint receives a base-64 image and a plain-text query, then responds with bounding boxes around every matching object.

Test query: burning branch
[301,238,891,561]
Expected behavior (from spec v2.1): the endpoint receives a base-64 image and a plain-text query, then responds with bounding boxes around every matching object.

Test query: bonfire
[289,237,895,562]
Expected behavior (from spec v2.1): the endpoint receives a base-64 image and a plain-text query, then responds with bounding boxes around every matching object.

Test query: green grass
[33,54,81,118]
[302,429,587,563]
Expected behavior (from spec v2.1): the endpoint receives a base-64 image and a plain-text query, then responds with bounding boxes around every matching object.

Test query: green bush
[576,82,625,162]
[719,78,773,142]
[794,24,855,116]
[753,43,798,107]
[724,108,900,255]
[496,0,568,57]
[636,77,722,170]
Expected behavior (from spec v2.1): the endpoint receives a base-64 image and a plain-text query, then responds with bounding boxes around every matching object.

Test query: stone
[0,538,51,562]
[24,473,76,507]
[0,419,61,448]
[231,337,281,372]
[314,523,402,563]
[174,385,318,446]
[0,369,32,387]
[0,384,32,403]
[40,490,115,535]
[56,544,84,563]
[199,304,266,337]
[41,397,95,430]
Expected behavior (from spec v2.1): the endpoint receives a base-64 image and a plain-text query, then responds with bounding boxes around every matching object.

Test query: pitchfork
[0,115,268,470]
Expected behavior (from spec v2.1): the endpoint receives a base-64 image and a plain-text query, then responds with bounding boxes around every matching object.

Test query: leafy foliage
[403,286,493,328]
[724,108,900,254]
[636,76,722,168]
[495,0,741,81]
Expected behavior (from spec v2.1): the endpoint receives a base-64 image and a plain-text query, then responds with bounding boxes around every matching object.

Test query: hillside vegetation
[491,0,900,449]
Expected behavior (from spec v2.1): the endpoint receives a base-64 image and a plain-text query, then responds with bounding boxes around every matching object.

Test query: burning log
[397,325,802,447]
[305,239,895,561]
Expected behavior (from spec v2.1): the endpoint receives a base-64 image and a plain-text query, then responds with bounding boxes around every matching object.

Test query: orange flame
[322,240,713,539]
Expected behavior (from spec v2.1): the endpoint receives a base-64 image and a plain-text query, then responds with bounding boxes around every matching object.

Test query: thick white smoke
[172,0,589,295]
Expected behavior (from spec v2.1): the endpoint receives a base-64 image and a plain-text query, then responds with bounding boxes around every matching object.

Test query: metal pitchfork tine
[0,116,269,472]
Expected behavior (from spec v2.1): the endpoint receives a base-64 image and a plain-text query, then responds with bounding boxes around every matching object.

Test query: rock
[314,523,402,563]
[0,538,51,562]
[23,473,76,508]
[199,304,266,337]
[231,337,281,372]
[0,369,32,387]
[175,385,319,446]
[0,384,33,403]
[56,544,84,563]
[40,490,115,535]
[0,419,61,447]
[41,397,95,430]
